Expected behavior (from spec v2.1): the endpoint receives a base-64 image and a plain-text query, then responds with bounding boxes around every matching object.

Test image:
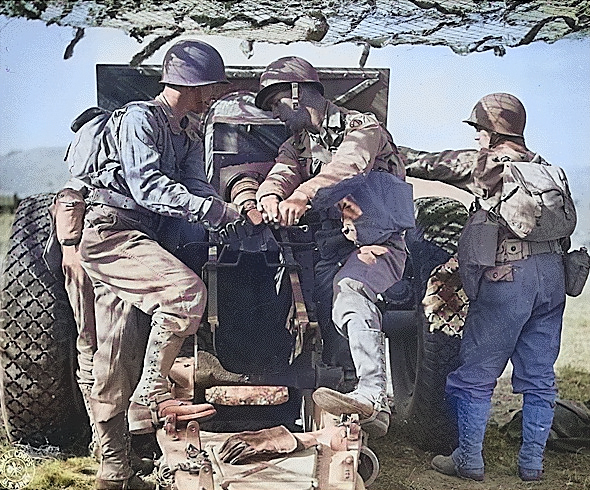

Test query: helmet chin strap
[291,82,299,110]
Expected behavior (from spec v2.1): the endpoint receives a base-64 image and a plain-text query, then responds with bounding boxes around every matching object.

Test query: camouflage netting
[2,0,590,61]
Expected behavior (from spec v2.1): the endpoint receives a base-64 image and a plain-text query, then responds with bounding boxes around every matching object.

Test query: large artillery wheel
[0,193,88,449]
[384,196,469,453]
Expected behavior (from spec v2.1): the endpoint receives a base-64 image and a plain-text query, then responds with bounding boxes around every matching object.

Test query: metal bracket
[204,245,219,356]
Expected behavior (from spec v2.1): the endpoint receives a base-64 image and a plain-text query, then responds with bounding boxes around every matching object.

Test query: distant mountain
[0,146,588,247]
[0,147,69,197]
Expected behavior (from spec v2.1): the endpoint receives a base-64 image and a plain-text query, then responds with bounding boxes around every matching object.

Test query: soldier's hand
[278,190,309,227]
[258,195,281,225]
[339,196,363,220]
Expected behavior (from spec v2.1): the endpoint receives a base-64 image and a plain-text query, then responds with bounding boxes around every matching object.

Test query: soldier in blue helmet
[75,40,244,490]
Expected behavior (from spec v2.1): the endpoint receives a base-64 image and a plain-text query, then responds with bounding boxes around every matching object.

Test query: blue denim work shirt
[86,95,219,220]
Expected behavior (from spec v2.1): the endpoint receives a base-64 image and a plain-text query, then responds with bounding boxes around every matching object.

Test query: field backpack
[492,154,577,242]
[64,106,113,183]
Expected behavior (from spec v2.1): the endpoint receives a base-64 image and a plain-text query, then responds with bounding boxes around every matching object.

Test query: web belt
[496,238,562,264]
[86,187,144,212]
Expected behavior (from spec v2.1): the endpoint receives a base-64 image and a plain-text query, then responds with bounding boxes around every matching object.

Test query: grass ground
[1,213,589,489]
[0,366,587,490]
[0,213,14,266]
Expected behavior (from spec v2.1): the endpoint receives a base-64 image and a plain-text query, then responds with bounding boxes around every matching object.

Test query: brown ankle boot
[95,474,155,490]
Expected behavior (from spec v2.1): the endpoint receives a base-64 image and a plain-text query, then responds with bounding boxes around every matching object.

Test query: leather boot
[313,330,390,438]
[432,397,489,481]
[95,474,154,490]
[129,324,217,434]
[94,412,155,489]
[517,397,554,481]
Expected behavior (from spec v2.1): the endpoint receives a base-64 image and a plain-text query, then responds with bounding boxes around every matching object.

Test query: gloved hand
[218,423,360,465]
[218,206,266,246]
[218,426,298,464]
[218,220,250,245]
[200,197,242,231]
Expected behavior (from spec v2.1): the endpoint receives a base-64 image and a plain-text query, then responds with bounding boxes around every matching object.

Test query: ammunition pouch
[458,209,499,268]
[564,247,590,297]
[457,209,499,300]
[53,188,87,246]
[495,238,561,263]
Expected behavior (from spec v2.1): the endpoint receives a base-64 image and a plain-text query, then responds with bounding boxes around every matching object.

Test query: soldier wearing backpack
[400,93,576,482]
[70,40,246,490]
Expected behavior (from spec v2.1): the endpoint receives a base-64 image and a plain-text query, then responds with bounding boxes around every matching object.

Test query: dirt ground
[369,377,590,490]
[366,287,590,490]
[1,213,589,489]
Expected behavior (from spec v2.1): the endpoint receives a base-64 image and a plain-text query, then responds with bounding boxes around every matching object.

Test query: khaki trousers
[79,206,207,423]
[62,244,98,390]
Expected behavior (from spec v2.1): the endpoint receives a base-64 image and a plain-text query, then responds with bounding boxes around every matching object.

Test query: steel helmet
[255,56,324,111]
[160,40,229,87]
[463,93,526,137]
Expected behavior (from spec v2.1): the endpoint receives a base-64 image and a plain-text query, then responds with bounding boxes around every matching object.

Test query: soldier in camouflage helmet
[255,56,413,439]
[400,93,569,482]
[75,40,246,490]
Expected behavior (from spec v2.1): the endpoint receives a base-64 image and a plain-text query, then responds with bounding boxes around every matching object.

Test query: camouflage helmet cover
[463,93,526,137]
[161,39,229,87]
[255,56,324,111]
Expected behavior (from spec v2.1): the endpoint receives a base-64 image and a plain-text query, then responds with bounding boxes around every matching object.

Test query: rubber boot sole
[313,387,374,417]
[312,387,389,438]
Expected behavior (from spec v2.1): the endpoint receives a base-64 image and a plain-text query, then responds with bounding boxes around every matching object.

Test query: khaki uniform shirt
[400,140,538,242]
[257,101,405,203]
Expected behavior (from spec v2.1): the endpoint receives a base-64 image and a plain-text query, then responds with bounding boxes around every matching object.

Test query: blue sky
[1,16,589,243]
[1,17,588,160]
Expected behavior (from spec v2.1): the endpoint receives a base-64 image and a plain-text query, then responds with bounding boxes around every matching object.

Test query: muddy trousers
[80,212,206,481]
[446,253,565,473]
